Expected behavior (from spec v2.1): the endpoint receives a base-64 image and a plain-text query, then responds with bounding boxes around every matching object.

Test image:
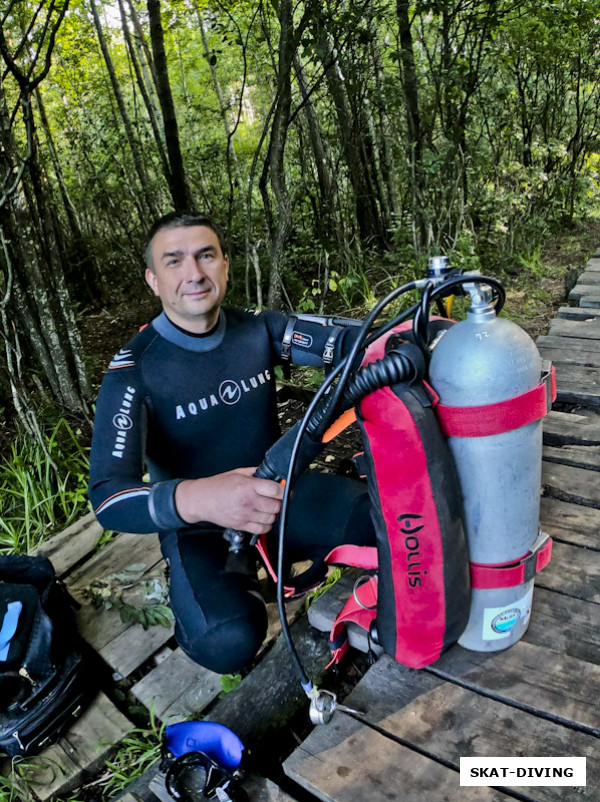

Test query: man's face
[145,225,229,333]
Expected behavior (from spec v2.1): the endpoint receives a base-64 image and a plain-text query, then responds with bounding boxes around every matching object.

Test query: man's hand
[174,467,284,535]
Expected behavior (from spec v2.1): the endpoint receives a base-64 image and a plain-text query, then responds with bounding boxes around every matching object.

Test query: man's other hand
[174,467,284,534]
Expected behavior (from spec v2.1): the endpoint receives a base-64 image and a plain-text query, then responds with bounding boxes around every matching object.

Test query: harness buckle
[522,530,552,583]
[281,316,296,361]
[541,361,553,412]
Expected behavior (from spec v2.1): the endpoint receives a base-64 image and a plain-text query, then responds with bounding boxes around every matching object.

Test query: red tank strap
[434,364,556,437]
[325,544,378,570]
[254,536,296,598]
[470,532,552,590]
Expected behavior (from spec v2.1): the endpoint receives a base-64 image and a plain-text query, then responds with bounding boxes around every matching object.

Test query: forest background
[1,0,600,552]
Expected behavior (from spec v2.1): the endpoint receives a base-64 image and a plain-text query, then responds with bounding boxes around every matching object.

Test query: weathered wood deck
[2,258,599,801]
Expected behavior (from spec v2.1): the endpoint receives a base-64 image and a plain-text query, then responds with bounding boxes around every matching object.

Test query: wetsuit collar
[152,310,226,352]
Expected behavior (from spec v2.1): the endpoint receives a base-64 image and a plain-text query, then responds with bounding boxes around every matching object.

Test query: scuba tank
[429,284,553,651]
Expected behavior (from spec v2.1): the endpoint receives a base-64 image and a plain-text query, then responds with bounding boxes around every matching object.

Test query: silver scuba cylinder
[428,284,544,651]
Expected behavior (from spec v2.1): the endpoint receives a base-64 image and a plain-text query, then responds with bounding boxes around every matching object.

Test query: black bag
[0,554,89,757]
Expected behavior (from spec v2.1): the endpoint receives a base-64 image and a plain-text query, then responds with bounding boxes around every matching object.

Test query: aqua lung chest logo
[219,380,241,405]
[175,369,272,419]
[112,387,136,458]
[398,514,427,589]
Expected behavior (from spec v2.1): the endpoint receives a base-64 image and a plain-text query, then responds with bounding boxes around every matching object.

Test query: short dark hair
[145,212,228,271]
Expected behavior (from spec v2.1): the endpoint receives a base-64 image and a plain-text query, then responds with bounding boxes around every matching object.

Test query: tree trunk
[118,0,172,188]
[146,0,194,211]
[0,88,90,415]
[292,53,345,252]
[263,0,295,310]
[396,0,425,250]
[313,25,384,249]
[90,0,158,219]
[34,89,106,305]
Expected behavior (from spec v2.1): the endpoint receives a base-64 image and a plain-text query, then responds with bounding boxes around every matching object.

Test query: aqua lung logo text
[398,514,426,589]
[112,387,136,458]
[175,370,272,419]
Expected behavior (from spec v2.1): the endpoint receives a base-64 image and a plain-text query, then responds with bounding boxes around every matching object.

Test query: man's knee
[177,609,268,675]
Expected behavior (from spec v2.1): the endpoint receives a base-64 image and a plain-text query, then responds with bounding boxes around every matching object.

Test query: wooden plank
[131,647,222,721]
[552,366,600,405]
[540,496,600,549]
[548,317,600,339]
[332,657,599,802]
[569,284,600,302]
[542,459,600,507]
[433,640,600,732]
[543,443,600,471]
[537,346,600,368]
[573,271,600,284]
[17,692,132,801]
[543,410,600,446]
[100,616,174,678]
[33,511,104,577]
[527,587,600,665]
[65,532,163,600]
[285,718,511,802]
[555,306,600,319]
[535,540,599,603]
[65,532,174,677]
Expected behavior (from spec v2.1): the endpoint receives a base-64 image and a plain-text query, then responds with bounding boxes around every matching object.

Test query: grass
[0,419,90,555]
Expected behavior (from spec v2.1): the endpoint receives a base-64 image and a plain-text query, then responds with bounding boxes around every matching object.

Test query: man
[89,212,374,674]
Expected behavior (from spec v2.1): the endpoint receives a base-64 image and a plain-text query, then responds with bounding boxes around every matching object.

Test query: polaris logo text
[398,514,427,589]
[175,370,272,419]
[112,387,136,458]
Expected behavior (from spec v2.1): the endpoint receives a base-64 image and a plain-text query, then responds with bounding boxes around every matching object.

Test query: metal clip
[12,731,24,751]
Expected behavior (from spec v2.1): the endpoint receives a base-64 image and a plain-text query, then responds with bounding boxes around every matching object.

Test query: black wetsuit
[89,308,374,673]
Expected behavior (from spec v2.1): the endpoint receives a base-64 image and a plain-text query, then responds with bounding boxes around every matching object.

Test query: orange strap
[321,408,357,443]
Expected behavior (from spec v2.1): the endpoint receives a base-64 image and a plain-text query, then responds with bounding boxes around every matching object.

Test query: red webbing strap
[325,544,378,570]
[254,535,296,598]
[328,576,378,667]
[435,365,556,438]
[470,532,552,590]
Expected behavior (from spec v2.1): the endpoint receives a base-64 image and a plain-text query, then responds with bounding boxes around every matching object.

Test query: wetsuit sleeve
[88,364,185,534]
[263,310,363,367]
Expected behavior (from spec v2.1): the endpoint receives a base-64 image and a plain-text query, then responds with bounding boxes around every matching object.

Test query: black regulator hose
[276,280,427,692]
[411,274,506,358]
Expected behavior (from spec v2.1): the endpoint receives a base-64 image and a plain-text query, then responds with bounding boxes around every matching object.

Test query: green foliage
[101,710,165,797]
[220,672,243,695]
[83,563,175,630]
[0,420,90,555]
[0,769,33,802]
[304,566,343,613]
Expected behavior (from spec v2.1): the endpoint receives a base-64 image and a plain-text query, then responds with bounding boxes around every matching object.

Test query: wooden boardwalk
[2,259,599,801]
[283,261,600,801]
